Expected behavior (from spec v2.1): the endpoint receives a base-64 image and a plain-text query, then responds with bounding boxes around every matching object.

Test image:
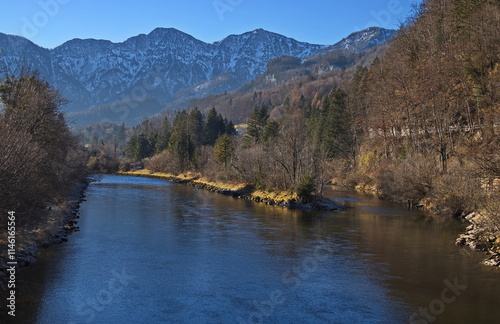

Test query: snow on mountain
[0,27,394,125]
[313,27,397,57]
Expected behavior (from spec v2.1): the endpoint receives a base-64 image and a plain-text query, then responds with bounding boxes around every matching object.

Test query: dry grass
[193,178,247,191]
[250,189,298,202]
[119,169,298,203]
[118,170,199,182]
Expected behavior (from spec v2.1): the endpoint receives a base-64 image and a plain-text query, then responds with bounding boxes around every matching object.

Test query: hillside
[186,38,391,124]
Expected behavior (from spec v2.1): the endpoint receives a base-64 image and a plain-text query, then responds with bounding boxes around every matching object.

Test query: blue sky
[0,0,420,49]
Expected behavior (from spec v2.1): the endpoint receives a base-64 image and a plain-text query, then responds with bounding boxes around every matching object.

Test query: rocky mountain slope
[0,27,395,125]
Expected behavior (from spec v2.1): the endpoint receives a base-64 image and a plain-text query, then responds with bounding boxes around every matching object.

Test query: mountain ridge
[0,27,396,125]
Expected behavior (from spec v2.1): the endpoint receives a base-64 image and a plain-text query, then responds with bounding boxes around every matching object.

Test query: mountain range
[0,27,396,125]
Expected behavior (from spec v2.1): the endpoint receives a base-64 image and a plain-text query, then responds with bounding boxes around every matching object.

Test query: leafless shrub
[144,150,177,173]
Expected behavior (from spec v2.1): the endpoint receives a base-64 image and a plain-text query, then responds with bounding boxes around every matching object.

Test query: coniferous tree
[155,117,171,154]
[116,122,127,155]
[187,108,204,146]
[203,107,226,146]
[319,88,351,159]
[225,119,237,135]
[125,133,152,161]
[214,133,233,168]
[262,119,279,144]
[147,129,158,156]
[168,111,196,170]
[245,104,269,145]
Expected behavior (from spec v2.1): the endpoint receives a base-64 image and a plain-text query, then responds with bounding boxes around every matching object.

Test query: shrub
[296,175,316,202]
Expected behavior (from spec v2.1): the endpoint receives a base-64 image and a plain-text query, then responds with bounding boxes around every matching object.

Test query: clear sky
[0,0,421,49]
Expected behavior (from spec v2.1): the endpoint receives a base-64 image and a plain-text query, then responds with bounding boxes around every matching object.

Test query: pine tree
[125,133,152,161]
[155,117,171,154]
[214,133,233,168]
[296,175,316,202]
[225,119,237,135]
[125,134,138,160]
[203,107,226,146]
[116,122,127,156]
[262,119,279,144]
[319,88,351,158]
[147,129,158,156]
[138,134,152,159]
[187,108,204,146]
[168,111,195,170]
[245,104,269,145]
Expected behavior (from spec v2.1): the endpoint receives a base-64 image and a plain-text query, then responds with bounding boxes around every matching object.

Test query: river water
[2,175,499,323]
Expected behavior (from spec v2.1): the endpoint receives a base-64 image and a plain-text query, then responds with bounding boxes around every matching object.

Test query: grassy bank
[118,169,338,210]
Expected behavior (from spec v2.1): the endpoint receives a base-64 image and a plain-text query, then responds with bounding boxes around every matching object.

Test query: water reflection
[2,176,499,324]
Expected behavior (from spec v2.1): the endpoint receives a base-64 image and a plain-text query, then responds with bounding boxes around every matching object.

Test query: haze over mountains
[0,27,396,125]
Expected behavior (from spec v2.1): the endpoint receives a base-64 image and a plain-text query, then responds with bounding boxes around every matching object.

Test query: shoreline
[0,180,90,288]
[456,212,500,267]
[118,170,343,211]
[349,180,500,267]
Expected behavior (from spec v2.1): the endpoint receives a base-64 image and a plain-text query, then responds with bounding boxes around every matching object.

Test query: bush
[296,175,316,202]
[144,150,178,173]
[374,155,438,203]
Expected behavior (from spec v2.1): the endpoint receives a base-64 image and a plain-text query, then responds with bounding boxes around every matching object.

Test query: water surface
[3,175,499,323]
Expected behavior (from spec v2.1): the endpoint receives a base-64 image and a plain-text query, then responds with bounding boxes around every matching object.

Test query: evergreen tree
[203,107,226,146]
[296,175,316,202]
[155,117,171,154]
[116,122,127,155]
[125,134,137,160]
[147,129,158,156]
[318,88,351,158]
[125,133,152,161]
[245,104,269,145]
[262,119,279,144]
[214,133,233,168]
[138,134,152,159]
[187,108,204,146]
[168,111,195,170]
[225,119,237,135]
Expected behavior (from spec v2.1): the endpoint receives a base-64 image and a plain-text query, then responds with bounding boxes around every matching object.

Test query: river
[2,175,499,323]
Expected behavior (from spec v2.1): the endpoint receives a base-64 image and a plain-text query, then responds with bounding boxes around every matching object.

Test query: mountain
[209,27,396,96]
[312,27,396,56]
[185,34,394,124]
[0,27,395,125]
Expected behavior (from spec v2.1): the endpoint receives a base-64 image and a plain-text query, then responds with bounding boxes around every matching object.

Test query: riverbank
[456,212,500,267]
[336,177,500,267]
[118,170,343,211]
[0,180,90,288]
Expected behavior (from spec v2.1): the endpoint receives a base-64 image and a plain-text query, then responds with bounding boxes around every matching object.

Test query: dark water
[2,175,499,323]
